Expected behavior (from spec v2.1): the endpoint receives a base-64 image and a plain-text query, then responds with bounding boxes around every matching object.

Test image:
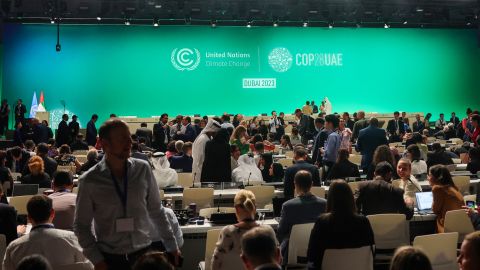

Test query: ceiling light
[125,19,130,26]
[246,21,252,28]
[96,16,101,21]
[416,7,424,12]
[328,23,333,29]
[303,21,308,27]
[211,20,217,27]
[273,21,278,27]
[154,22,159,27]
[384,23,390,28]
[403,20,408,25]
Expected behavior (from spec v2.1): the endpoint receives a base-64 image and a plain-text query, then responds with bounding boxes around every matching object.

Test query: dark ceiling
[1,0,479,28]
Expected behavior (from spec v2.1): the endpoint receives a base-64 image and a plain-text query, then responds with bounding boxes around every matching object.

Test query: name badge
[116,218,134,232]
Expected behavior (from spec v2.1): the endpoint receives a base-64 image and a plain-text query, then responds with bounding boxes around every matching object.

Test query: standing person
[56,114,70,147]
[68,115,80,144]
[86,114,99,147]
[351,110,369,141]
[356,118,388,171]
[294,108,312,145]
[0,99,10,137]
[302,101,313,115]
[14,99,27,126]
[153,113,171,152]
[342,112,355,130]
[311,101,319,114]
[191,119,221,183]
[269,111,283,141]
[339,118,352,153]
[387,111,405,143]
[230,126,250,155]
[321,115,342,180]
[283,148,320,200]
[135,123,153,147]
[74,119,180,270]
[201,129,231,182]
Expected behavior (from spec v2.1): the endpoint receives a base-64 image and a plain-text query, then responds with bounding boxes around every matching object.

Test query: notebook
[415,191,434,214]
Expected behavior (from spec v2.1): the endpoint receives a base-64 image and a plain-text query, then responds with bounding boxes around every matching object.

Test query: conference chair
[245,185,275,208]
[0,234,5,270]
[9,195,34,215]
[452,176,470,195]
[278,158,294,168]
[10,172,21,181]
[57,165,77,175]
[37,188,50,195]
[75,155,88,164]
[348,154,362,166]
[366,214,409,262]
[198,229,222,270]
[177,173,194,188]
[322,246,374,270]
[286,223,315,269]
[73,187,79,194]
[182,188,214,210]
[444,210,475,243]
[413,232,459,270]
[12,184,39,196]
[159,189,164,200]
[284,125,293,135]
[199,207,236,219]
[310,186,326,199]
[464,194,476,204]
[452,158,461,164]
[446,164,456,172]
[56,262,93,270]
[72,150,89,156]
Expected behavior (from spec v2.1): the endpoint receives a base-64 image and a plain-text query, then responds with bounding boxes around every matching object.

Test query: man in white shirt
[435,113,447,131]
[269,111,284,141]
[3,195,91,270]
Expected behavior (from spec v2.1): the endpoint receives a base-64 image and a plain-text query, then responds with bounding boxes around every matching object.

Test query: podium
[36,111,50,124]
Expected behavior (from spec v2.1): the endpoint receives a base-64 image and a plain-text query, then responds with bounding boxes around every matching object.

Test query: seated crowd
[1,103,480,270]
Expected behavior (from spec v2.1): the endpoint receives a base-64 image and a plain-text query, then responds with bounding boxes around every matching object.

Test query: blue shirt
[323,131,341,163]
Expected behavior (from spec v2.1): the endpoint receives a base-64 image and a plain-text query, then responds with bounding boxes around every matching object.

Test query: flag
[29,91,38,118]
[37,91,46,112]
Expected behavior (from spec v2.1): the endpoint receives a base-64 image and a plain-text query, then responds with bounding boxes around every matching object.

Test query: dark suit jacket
[450,116,460,127]
[327,160,360,180]
[412,120,425,132]
[56,120,70,146]
[153,122,171,152]
[70,140,89,152]
[427,150,454,168]
[183,124,197,142]
[284,161,321,199]
[86,120,97,146]
[6,149,30,174]
[298,114,310,137]
[356,126,388,170]
[68,121,80,141]
[136,127,153,147]
[170,154,193,172]
[356,179,414,220]
[352,119,369,141]
[387,119,405,136]
[33,124,50,144]
[14,104,26,120]
[278,194,326,263]
[312,129,331,164]
[0,203,18,245]
[20,173,52,188]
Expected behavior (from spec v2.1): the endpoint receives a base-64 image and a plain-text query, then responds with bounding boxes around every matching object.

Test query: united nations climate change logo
[268,47,293,72]
[171,48,201,71]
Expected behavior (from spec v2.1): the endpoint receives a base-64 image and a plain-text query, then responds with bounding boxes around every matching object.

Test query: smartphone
[466,200,477,209]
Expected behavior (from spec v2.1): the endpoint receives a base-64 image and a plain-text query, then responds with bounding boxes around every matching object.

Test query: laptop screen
[416,191,433,211]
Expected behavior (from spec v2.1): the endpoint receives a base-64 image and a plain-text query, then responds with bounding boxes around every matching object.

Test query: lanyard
[31,224,55,231]
[111,163,128,217]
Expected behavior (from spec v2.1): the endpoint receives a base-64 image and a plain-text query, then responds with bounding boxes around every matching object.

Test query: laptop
[415,191,434,214]
[12,184,39,196]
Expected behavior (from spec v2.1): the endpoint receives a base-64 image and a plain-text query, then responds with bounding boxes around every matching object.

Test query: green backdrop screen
[2,24,479,126]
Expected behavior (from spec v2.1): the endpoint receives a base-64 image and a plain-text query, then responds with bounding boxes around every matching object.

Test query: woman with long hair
[307,180,374,269]
[428,165,464,232]
[366,145,397,180]
[230,126,250,155]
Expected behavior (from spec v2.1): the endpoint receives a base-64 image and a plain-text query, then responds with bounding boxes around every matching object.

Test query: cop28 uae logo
[268,47,293,72]
[171,48,201,71]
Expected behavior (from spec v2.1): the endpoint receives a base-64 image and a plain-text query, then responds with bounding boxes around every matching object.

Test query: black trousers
[102,241,167,270]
